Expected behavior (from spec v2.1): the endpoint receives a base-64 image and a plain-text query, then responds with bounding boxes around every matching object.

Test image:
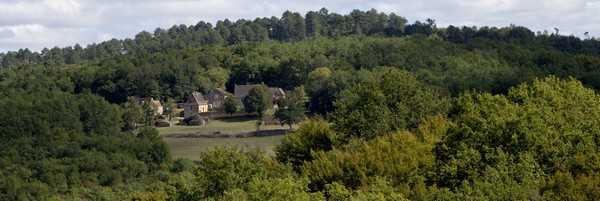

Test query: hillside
[1,8,600,200]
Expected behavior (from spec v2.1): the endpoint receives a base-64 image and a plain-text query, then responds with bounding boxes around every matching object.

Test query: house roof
[186,92,207,105]
[234,84,286,99]
[269,87,286,97]
[211,88,228,95]
[234,84,257,99]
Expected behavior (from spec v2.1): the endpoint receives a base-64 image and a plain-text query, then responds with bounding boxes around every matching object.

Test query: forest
[2,8,600,200]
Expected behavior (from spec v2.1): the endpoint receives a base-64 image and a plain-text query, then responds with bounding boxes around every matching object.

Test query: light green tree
[434,76,600,199]
[201,67,230,88]
[275,116,336,168]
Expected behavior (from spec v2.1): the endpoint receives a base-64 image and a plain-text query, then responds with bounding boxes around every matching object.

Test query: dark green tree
[163,98,178,121]
[329,67,450,142]
[274,87,306,129]
[276,11,307,41]
[243,84,272,119]
[121,97,144,131]
[223,94,239,115]
[136,127,172,171]
[141,100,159,126]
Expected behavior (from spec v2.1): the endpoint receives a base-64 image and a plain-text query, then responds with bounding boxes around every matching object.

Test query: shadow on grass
[215,114,259,123]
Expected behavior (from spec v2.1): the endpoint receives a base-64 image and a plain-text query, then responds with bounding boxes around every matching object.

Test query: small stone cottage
[183,92,209,117]
[208,88,229,109]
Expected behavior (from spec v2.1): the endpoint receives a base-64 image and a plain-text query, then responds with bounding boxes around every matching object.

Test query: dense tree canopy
[435,76,600,193]
[329,67,450,141]
[2,7,600,200]
[0,89,170,199]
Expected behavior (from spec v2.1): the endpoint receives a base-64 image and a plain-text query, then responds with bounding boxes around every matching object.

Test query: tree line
[3,33,598,114]
[1,8,599,69]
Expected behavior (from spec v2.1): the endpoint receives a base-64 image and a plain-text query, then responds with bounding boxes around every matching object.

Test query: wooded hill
[2,8,600,200]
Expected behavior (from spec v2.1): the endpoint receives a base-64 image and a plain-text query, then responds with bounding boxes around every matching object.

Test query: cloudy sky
[1,0,599,53]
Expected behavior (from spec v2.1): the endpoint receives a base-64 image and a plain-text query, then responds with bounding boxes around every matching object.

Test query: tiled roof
[269,87,285,97]
[186,92,207,105]
[235,84,286,99]
[234,84,257,99]
[212,88,228,95]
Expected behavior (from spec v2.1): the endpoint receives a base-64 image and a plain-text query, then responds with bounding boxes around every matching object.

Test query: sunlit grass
[158,113,298,160]
[157,114,297,135]
[164,135,286,160]
[157,115,259,135]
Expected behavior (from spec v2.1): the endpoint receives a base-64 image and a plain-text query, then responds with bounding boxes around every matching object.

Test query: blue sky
[1,0,599,53]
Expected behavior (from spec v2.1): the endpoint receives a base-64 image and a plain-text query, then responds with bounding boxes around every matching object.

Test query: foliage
[0,89,171,199]
[222,94,238,115]
[195,147,269,197]
[275,116,336,168]
[274,86,306,129]
[2,8,599,70]
[141,100,159,126]
[222,176,325,201]
[163,98,178,121]
[2,7,600,200]
[192,147,298,199]
[171,158,196,173]
[541,171,600,200]
[243,84,272,119]
[4,20,599,110]
[329,67,450,142]
[433,76,600,199]
[121,97,144,131]
[201,67,230,88]
[302,115,452,197]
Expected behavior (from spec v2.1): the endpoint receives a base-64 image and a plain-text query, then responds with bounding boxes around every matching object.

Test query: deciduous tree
[329,67,450,142]
[243,84,272,119]
[223,94,238,115]
[275,116,336,168]
[274,86,306,129]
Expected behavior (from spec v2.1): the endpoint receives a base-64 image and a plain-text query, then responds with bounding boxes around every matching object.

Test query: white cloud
[1,0,599,53]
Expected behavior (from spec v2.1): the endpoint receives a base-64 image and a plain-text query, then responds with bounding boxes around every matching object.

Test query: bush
[275,116,336,168]
[171,158,196,173]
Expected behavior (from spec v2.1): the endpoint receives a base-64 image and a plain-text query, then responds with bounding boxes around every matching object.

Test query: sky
[1,0,599,53]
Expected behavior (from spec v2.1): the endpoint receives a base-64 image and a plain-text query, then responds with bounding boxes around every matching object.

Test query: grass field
[164,135,286,160]
[158,114,295,160]
[157,115,294,135]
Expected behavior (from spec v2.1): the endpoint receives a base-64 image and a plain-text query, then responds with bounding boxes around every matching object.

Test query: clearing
[164,135,285,160]
[158,115,295,160]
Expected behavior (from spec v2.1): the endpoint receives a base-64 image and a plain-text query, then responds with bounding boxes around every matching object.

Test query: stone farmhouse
[183,92,209,117]
[208,88,229,109]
